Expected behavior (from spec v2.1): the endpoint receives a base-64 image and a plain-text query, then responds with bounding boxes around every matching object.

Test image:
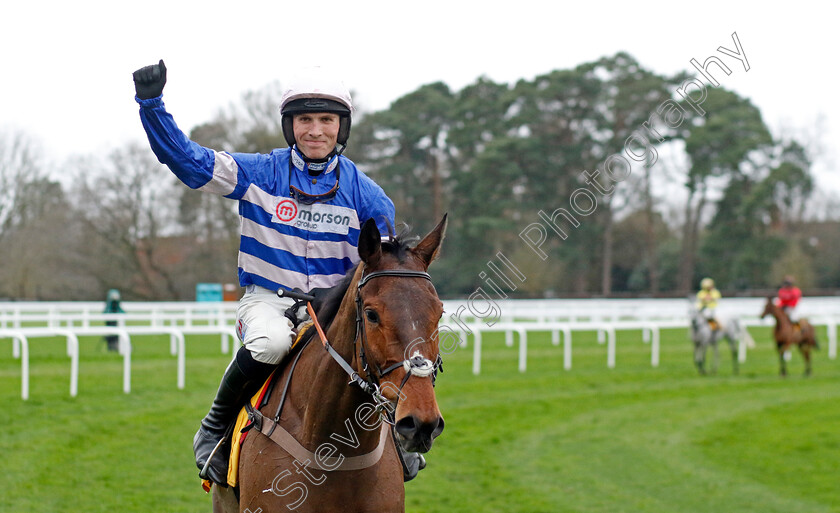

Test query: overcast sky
[2,0,838,195]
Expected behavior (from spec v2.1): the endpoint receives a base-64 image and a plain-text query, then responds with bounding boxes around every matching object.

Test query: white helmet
[280,67,353,111]
[280,67,353,151]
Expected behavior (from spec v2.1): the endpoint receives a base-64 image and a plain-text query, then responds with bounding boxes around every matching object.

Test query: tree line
[1,52,837,301]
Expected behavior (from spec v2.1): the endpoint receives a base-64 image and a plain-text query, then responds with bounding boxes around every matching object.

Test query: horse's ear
[358,218,382,267]
[414,213,448,268]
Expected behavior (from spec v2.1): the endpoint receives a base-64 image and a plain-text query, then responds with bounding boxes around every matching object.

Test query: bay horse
[214,216,448,513]
[689,307,753,375]
[760,296,818,376]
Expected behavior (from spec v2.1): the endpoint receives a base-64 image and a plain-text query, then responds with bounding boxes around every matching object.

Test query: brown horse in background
[760,296,818,376]
[214,216,448,513]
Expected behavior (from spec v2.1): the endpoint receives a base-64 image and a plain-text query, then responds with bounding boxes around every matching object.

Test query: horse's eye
[365,309,380,324]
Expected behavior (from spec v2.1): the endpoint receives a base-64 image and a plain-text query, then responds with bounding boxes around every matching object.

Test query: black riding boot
[194,347,274,485]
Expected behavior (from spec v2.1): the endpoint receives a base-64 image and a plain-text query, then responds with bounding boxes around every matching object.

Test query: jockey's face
[293,112,340,160]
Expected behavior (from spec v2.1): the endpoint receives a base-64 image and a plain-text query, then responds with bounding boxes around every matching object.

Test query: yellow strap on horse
[225,383,268,487]
[203,382,270,493]
[293,321,314,348]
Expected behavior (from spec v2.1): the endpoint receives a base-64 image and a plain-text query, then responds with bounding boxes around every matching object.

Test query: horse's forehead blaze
[385,292,441,333]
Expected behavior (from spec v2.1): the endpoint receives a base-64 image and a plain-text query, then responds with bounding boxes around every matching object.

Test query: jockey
[695,277,721,328]
[132,61,415,486]
[776,275,802,324]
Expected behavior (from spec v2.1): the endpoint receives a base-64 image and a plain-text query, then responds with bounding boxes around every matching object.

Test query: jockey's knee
[243,317,295,365]
[236,298,296,365]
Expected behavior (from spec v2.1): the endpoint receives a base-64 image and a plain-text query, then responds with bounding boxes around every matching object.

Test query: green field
[2,326,838,512]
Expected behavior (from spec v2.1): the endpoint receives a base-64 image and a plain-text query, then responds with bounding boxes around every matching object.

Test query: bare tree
[0,177,84,299]
[0,131,45,244]
[68,142,188,299]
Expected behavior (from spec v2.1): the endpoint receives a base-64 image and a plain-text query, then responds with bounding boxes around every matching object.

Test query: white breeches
[236,286,297,365]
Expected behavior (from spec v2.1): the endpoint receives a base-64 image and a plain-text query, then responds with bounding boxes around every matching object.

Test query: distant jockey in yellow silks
[695,277,722,330]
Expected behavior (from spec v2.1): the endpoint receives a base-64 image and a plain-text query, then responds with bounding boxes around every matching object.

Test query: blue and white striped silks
[137,96,395,292]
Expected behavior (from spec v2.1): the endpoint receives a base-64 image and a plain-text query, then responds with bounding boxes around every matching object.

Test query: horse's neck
[698,321,712,339]
[769,304,790,331]
[715,316,733,332]
[285,267,381,451]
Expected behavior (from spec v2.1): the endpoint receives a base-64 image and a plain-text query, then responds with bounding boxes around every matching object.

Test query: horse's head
[760,296,775,319]
[687,301,706,327]
[355,215,447,453]
[689,309,711,343]
[689,309,702,331]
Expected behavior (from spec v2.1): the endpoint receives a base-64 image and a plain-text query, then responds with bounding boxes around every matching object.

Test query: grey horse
[689,308,754,375]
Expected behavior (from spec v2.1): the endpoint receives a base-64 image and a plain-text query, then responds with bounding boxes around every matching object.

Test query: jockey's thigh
[236,287,297,365]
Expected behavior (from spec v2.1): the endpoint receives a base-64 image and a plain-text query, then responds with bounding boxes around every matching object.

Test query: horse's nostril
[432,416,445,438]
[417,417,444,440]
[395,415,444,440]
[395,416,418,438]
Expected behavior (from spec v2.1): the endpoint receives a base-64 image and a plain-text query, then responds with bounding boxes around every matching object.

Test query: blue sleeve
[136,96,216,189]
[357,172,395,236]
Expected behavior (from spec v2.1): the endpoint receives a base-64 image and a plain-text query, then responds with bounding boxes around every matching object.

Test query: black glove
[133,59,167,100]
[308,287,332,312]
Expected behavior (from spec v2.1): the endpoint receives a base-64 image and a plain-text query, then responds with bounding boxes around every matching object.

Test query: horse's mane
[301,224,419,344]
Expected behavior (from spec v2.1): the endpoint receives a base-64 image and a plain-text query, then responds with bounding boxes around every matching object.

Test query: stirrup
[198,435,228,481]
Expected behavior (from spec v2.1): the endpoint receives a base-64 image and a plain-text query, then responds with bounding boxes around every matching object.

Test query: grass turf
[1,326,837,512]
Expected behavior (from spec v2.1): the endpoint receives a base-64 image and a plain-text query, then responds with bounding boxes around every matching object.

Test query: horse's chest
[238,433,404,512]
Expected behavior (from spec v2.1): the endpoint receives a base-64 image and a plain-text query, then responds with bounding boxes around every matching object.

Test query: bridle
[305,268,443,423]
[241,267,444,476]
[353,270,443,416]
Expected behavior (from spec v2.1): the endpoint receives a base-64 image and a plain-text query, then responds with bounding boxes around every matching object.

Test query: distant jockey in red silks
[776,275,802,325]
